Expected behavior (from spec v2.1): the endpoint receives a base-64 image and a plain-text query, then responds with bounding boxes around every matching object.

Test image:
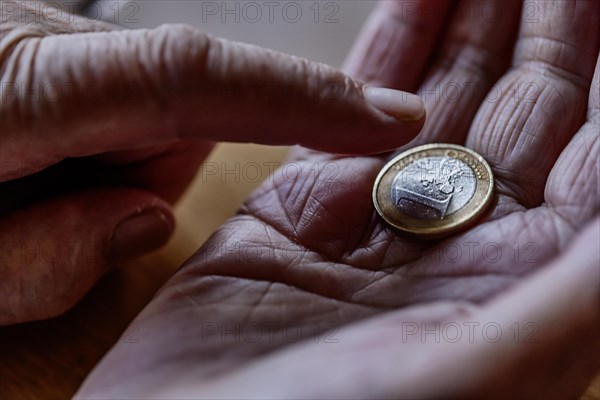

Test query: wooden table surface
[0,143,598,399]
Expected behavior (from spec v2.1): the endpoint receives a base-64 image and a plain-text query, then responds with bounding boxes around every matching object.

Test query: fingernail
[110,209,174,262]
[364,86,425,121]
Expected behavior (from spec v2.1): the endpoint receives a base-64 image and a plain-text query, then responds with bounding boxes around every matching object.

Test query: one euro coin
[373,143,495,238]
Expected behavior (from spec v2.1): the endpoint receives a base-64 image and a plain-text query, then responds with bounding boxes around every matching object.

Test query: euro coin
[373,143,494,238]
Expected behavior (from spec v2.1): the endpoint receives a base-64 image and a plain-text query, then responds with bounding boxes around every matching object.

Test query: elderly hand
[76,0,600,398]
[0,1,426,325]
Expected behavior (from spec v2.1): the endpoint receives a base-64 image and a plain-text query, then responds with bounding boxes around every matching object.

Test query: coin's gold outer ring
[372,143,495,238]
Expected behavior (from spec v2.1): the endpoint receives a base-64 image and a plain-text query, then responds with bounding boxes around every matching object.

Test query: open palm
[78,1,600,398]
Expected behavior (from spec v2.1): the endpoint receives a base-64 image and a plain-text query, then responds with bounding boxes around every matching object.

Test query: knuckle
[147,23,212,85]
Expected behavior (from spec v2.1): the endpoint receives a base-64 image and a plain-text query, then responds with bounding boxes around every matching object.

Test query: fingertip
[109,206,175,263]
[365,105,426,155]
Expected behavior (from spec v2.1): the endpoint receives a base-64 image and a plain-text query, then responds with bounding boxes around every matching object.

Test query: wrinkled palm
[78,1,599,398]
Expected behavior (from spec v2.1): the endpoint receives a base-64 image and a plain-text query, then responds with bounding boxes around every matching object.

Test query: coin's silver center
[390,156,477,220]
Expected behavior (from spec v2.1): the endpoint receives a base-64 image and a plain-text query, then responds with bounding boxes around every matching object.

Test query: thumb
[2,21,425,181]
[0,188,174,325]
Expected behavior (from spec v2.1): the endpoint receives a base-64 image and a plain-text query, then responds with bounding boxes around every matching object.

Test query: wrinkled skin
[76,0,600,398]
[0,1,424,324]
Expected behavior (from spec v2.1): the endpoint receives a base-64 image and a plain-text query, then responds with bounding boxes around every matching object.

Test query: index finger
[0,3,426,182]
